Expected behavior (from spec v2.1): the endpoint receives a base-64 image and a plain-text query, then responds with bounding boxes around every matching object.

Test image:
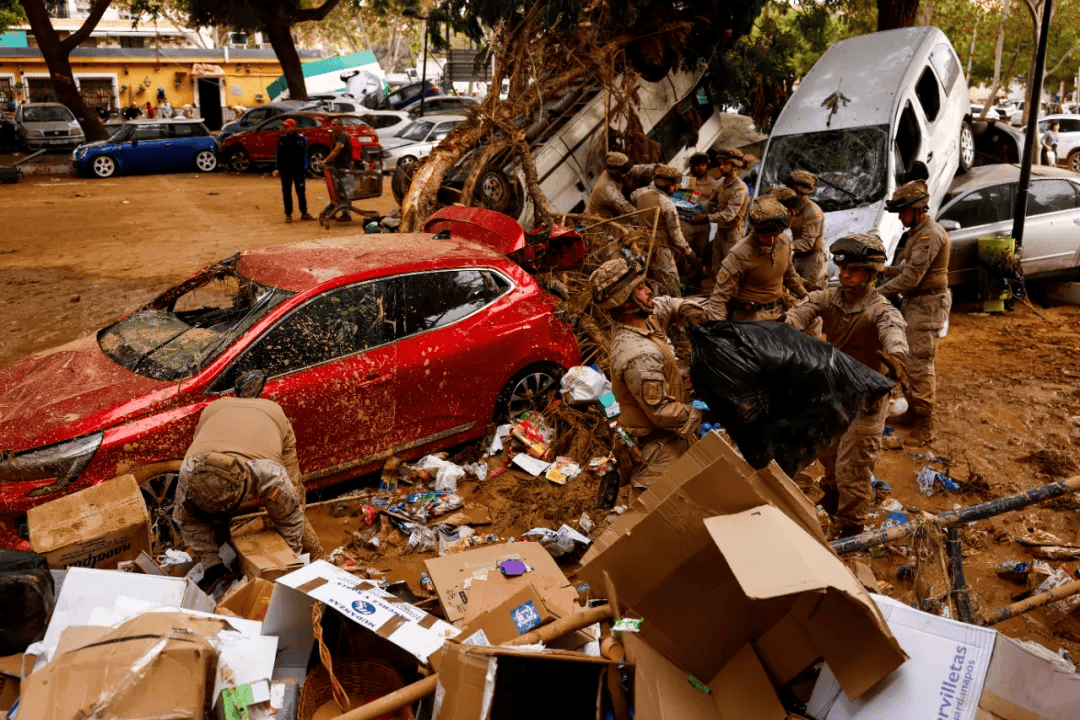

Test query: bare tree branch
[291,0,343,23]
[62,0,113,51]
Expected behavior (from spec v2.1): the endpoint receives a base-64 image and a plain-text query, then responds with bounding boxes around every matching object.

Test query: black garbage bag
[688,321,894,477]
[0,549,55,655]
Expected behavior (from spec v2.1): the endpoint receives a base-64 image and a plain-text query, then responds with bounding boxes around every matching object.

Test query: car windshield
[398,120,435,142]
[108,125,135,141]
[24,106,74,123]
[98,263,293,381]
[760,126,890,212]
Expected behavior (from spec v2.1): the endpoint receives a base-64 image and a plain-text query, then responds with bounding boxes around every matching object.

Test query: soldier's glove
[198,562,230,593]
[690,215,709,225]
[682,305,709,324]
[877,351,906,382]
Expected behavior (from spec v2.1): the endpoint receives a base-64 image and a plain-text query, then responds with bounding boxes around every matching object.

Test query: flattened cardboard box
[459,584,556,647]
[27,474,151,570]
[232,531,302,582]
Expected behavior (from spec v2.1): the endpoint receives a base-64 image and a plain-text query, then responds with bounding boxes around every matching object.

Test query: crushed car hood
[0,335,177,453]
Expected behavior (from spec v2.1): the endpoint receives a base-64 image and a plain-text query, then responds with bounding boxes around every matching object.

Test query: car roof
[122,118,206,124]
[408,114,469,124]
[946,164,1080,194]
[20,102,67,108]
[237,234,511,292]
[422,95,477,103]
[1040,114,1077,121]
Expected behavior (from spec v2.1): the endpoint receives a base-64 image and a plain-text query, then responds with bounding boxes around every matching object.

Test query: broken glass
[760,125,889,212]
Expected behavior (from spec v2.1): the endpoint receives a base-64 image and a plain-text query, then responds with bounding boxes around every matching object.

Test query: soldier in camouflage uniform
[785,171,827,291]
[694,147,749,272]
[173,370,325,590]
[876,180,952,447]
[706,196,808,321]
[584,151,636,219]
[631,164,696,295]
[785,233,908,536]
[590,257,705,489]
[680,152,721,286]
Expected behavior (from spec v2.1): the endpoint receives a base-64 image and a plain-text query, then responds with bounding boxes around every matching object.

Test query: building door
[197,78,222,130]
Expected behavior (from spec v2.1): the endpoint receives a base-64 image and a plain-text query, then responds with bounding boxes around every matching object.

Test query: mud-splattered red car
[0,209,582,548]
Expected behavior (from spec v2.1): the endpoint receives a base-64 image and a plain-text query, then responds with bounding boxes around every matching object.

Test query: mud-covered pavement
[4,171,1080,661]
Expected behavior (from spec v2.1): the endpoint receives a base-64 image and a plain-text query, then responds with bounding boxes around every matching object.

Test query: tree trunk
[264,20,307,100]
[877,0,921,30]
[21,0,110,142]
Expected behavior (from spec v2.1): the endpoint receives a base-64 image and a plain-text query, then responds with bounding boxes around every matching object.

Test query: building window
[120,36,147,49]
[27,78,59,103]
[0,78,13,104]
[79,77,116,112]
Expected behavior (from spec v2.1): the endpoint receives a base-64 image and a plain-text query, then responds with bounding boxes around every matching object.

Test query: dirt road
[4,170,1080,663]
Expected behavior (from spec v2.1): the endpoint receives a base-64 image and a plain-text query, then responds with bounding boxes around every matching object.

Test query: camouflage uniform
[173,397,325,568]
[707,176,750,271]
[789,197,827,291]
[631,173,694,296]
[786,287,908,530]
[585,152,635,218]
[610,296,704,487]
[877,194,952,442]
[680,172,721,260]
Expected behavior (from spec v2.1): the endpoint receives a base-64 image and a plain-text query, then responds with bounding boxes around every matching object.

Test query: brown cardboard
[977,632,1080,720]
[424,542,570,623]
[19,613,218,720]
[0,654,31,679]
[434,643,619,720]
[459,584,556,646]
[27,474,151,569]
[215,577,276,621]
[54,626,110,657]
[0,676,17,713]
[578,435,906,703]
[232,530,302,581]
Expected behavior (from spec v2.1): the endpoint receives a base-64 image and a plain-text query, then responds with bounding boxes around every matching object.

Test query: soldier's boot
[301,518,326,561]
[818,484,839,517]
[905,413,935,447]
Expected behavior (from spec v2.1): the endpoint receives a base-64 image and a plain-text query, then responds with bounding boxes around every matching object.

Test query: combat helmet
[605,151,631,171]
[885,180,930,213]
[786,170,817,195]
[768,187,800,210]
[185,452,252,516]
[829,232,888,273]
[747,196,789,235]
[589,257,648,312]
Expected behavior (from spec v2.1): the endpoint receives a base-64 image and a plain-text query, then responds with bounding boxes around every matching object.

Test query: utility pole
[1012,0,1054,249]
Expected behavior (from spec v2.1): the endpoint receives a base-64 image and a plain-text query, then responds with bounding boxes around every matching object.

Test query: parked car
[219,112,381,174]
[218,100,321,141]
[359,109,413,138]
[380,115,466,172]
[0,210,581,549]
[937,165,1080,284]
[362,80,441,111]
[1038,114,1080,171]
[306,93,366,115]
[970,103,1003,121]
[72,119,218,178]
[14,102,85,151]
[408,95,480,118]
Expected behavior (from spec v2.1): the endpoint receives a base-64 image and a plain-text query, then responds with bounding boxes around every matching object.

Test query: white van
[757,26,973,264]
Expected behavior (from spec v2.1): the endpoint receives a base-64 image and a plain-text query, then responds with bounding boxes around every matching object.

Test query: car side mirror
[939,219,961,232]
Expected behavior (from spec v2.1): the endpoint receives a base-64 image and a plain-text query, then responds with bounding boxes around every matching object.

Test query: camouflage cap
[748,196,789,232]
[768,187,800,209]
[187,452,251,515]
[885,180,930,212]
[787,170,817,194]
[714,147,745,163]
[590,257,645,310]
[652,164,681,182]
[605,151,630,170]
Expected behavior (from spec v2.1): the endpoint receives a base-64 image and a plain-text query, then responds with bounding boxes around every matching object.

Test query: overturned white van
[757,26,973,263]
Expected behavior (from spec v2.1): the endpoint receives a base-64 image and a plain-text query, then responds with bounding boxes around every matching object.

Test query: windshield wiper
[786,150,862,201]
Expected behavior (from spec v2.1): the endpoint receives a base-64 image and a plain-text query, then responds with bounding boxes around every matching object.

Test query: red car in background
[0,209,581,549]
[219,111,381,174]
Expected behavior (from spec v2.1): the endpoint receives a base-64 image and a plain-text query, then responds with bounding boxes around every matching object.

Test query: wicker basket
[298,659,415,720]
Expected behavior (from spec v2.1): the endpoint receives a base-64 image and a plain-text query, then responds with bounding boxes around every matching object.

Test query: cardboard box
[27,474,151,570]
[433,643,620,720]
[808,594,1080,720]
[216,578,276,621]
[232,531,303,582]
[262,560,459,680]
[0,655,26,715]
[459,584,556,647]
[20,613,219,720]
[578,432,906,704]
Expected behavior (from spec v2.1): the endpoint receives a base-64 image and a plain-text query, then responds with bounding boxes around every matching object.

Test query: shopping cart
[318,163,383,229]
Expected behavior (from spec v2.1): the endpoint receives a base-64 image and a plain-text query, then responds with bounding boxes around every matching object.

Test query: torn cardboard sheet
[231,531,303,582]
[262,560,459,677]
[460,585,557,646]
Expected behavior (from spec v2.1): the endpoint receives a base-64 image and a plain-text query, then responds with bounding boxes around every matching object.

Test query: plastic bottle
[419,571,435,594]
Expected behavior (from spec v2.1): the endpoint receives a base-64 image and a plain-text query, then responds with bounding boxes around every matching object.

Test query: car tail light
[430,86,441,94]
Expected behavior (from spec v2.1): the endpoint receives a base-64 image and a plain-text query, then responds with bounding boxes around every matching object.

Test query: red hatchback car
[220,111,381,174]
[0,211,581,548]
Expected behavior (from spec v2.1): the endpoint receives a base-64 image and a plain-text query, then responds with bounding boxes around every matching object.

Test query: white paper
[511,454,552,477]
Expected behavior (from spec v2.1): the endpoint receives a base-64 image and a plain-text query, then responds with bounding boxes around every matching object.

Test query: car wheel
[1068,151,1080,174]
[195,150,217,172]
[91,155,117,178]
[139,471,182,553]
[495,362,565,423]
[391,155,419,206]
[229,147,251,173]
[958,121,975,173]
[308,146,329,177]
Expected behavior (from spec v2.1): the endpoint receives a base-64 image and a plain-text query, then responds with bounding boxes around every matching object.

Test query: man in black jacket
[273,118,315,223]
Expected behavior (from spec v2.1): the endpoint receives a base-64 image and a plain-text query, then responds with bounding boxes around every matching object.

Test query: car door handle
[359,373,389,386]
[1072,218,1080,225]
[926,151,933,162]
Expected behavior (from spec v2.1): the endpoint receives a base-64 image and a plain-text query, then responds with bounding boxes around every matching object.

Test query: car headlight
[0,432,103,487]
[74,147,88,159]
[379,150,390,158]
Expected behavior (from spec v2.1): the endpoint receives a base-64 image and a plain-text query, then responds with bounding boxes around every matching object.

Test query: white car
[970,103,1003,121]
[379,115,466,173]
[1038,114,1080,171]
[359,109,412,139]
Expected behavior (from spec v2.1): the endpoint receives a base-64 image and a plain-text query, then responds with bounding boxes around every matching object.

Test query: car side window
[261,118,286,132]
[213,278,403,389]
[929,44,960,95]
[402,270,508,334]
[133,124,165,141]
[895,101,922,178]
[915,67,942,122]
[1060,119,1080,133]
[296,116,319,129]
[171,123,194,137]
[246,108,269,125]
[940,185,1010,228]
[1027,179,1078,215]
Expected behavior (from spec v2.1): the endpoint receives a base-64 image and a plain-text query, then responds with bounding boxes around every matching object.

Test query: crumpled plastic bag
[418,454,467,492]
[560,365,612,405]
[689,321,894,477]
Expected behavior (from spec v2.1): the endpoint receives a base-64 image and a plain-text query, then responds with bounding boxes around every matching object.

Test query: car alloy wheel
[229,148,251,172]
[139,471,182,552]
[308,148,328,177]
[496,363,564,422]
[958,121,975,172]
[195,150,217,172]
[1069,151,1080,174]
[92,155,117,178]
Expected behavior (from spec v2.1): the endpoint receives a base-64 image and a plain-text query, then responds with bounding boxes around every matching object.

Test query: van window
[929,44,960,96]
[760,126,888,212]
[915,68,942,122]
[895,102,922,178]
[648,82,715,161]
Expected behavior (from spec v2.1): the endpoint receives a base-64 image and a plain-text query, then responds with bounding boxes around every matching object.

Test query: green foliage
[0,0,26,33]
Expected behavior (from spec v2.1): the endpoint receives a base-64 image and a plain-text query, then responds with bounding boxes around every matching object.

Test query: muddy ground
[3,172,1080,665]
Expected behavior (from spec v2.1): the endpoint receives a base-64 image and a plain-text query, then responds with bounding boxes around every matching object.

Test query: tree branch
[1046,37,1080,77]
[291,0,343,24]
[62,0,113,51]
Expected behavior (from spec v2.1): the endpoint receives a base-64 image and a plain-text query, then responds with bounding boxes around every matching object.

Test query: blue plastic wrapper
[883,511,908,529]
[692,399,710,411]
[871,475,890,492]
[897,565,914,581]
[882,426,895,436]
